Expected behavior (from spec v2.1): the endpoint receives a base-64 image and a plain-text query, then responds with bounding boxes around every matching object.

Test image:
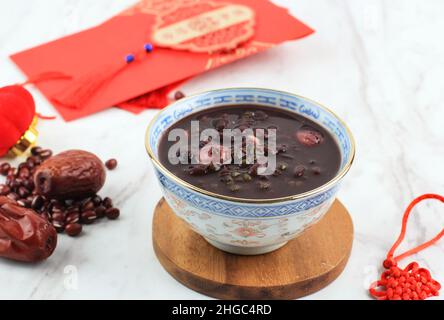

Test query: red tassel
[21,45,155,111]
[51,61,129,109]
[20,71,72,86]
[22,45,155,111]
[369,194,444,300]
[17,74,66,120]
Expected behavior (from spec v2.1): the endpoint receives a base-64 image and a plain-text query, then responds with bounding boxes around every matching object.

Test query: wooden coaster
[153,198,353,300]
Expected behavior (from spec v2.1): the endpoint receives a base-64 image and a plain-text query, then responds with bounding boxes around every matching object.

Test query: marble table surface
[1,0,443,300]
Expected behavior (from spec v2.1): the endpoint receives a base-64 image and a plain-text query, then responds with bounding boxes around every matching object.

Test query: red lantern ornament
[0,85,38,157]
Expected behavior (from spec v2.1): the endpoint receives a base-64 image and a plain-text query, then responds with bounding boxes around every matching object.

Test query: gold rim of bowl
[145,87,356,204]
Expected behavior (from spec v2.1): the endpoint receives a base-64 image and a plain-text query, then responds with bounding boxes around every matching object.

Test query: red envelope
[10,0,313,121]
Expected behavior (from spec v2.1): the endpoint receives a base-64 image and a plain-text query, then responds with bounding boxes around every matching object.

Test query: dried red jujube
[34,150,106,200]
[0,196,57,262]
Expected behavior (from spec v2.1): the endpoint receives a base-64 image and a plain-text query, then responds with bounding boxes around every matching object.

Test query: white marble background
[0,0,443,300]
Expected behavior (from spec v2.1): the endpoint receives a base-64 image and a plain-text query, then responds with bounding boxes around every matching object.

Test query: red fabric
[9,0,314,121]
[369,194,444,300]
[0,85,35,156]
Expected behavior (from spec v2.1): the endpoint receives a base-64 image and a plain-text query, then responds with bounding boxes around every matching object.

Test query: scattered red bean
[31,195,44,210]
[66,212,80,224]
[103,197,113,208]
[81,210,97,224]
[18,167,30,179]
[92,195,102,206]
[105,159,118,170]
[95,205,106,218]
[0,163,11,176]
[30,146,43,156]
[38,149,53,159]
[18,186,30,198]
[81,199,95,212]
[174,91,186,100]
[52,212,66,230]
[105,207,120,220]
[65,223,82,237]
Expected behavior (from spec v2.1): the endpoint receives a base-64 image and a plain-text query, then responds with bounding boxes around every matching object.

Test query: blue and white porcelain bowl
[145,88,355,255]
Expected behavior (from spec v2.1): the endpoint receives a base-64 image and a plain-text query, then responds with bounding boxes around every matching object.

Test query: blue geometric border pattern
[156,171,338,218]
[149,88,352,168]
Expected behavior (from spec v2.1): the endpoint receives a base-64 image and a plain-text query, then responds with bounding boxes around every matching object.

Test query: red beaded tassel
[369,194,444,300]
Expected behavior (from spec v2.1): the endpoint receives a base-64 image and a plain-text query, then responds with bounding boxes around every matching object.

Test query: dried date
[0,196,57,262]
[34,150,106,199]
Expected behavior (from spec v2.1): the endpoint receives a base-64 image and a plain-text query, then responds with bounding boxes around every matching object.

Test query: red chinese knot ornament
[369,194,444,300]
[0,85,38,157]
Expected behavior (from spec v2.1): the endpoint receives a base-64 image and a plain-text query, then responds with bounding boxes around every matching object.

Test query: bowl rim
[145,87,355,204]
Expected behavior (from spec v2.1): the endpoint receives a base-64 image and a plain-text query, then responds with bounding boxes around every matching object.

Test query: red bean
[65,223,82,237]
[18,186,30,198]
[66,212,80,224]
[95,205,106,218]
[92,195,102,206]
[0,163,11,176]
[31,195,45,210]
[174,91,185,100]
[105,159,118,170]
[38,149,53,159]
[81,200,95,212]
[18,167,30,179]
[31,146,43,156]
[51,212,66,232]
[105,208,120,220]
[103,197,113,208]
[293,165,306,178]
[81,210,97,224]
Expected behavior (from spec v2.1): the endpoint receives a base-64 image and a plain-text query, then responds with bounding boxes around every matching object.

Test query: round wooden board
[153,198,353,300]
